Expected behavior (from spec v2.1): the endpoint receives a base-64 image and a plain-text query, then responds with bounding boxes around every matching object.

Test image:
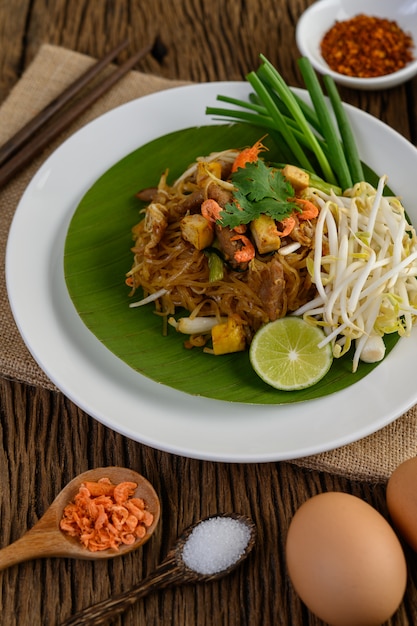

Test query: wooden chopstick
[0,39,130,169]
[0,40,154,188]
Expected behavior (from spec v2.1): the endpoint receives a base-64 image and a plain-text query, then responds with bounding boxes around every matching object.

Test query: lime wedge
[249,317,333,391]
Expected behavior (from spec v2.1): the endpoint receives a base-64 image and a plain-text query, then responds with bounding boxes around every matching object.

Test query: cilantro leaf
[234,159,290,201]
[219,160,300,228]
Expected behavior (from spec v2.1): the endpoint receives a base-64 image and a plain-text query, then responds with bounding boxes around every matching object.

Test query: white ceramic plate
[296,0,417,89]
[6,82,417,462]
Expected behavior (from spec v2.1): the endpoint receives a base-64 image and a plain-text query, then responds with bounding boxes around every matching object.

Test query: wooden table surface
[1,1,417,624]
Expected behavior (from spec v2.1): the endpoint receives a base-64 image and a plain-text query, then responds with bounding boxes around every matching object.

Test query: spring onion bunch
[206,55,364,191]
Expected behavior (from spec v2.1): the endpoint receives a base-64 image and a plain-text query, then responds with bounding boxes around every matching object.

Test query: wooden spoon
[61,513,256,626]
[0,466,160,571]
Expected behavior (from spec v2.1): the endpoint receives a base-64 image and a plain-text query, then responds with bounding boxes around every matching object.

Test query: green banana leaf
[64,124,399,404]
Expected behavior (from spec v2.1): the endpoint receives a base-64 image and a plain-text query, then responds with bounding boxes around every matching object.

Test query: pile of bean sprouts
[295,176,417,372]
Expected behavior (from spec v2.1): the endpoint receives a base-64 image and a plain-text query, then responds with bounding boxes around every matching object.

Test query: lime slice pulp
[249,317,333,391]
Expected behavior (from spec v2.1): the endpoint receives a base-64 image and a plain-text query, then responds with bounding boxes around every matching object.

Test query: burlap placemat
[0,44,416,481]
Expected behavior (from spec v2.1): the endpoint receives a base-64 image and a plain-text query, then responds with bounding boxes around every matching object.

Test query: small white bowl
[296,0,417,89]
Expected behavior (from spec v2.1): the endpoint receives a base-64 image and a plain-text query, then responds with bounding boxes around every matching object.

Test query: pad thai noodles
[126,139,417,372]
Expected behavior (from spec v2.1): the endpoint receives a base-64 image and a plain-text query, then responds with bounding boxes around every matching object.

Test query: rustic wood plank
[0,379,415,625]
[0,1,32,101]
[0,0,409,142]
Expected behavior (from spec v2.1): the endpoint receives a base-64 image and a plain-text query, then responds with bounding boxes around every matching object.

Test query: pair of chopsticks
[0,39,154,188]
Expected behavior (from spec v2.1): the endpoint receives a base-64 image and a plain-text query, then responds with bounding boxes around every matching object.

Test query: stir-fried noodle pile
[126,149,318,351]
[126,146,417,368]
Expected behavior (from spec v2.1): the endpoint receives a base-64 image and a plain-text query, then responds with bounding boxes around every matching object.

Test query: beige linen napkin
[0,44,416,481]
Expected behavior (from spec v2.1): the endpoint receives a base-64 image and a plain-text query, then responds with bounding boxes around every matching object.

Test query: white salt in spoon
[61,513,256,626]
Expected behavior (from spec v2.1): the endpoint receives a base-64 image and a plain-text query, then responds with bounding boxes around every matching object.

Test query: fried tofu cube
[196,161,222,186]
[250,214,281,254]
[180,214,214,250]
[282,164,309,191]
[211,317,246,355]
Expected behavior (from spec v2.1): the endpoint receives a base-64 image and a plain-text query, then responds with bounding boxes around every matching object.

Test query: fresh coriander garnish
[219,159,299,228]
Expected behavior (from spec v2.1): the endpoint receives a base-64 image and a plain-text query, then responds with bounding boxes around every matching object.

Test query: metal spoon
[0,466,160,571]
[61,513,256,626]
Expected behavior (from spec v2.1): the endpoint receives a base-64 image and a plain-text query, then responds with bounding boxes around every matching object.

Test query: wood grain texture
[0,0,417,624]
[0,378,416,625]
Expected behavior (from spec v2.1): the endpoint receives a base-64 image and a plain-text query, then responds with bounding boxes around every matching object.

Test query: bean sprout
[294,177,417,371]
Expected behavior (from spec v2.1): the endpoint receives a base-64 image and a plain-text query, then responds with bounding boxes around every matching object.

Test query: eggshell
[285,492,407,626]
[387,456,417,552]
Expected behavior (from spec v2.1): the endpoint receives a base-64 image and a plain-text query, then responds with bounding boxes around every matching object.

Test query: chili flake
[320,14,415,78]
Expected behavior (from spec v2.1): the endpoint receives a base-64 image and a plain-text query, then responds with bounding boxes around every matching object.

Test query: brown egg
[387,456,417,552]
[285,492,407,626]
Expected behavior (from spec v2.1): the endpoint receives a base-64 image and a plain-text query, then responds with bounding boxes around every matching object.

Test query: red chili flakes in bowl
[60,478,154,551]
[320,14,415,78]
